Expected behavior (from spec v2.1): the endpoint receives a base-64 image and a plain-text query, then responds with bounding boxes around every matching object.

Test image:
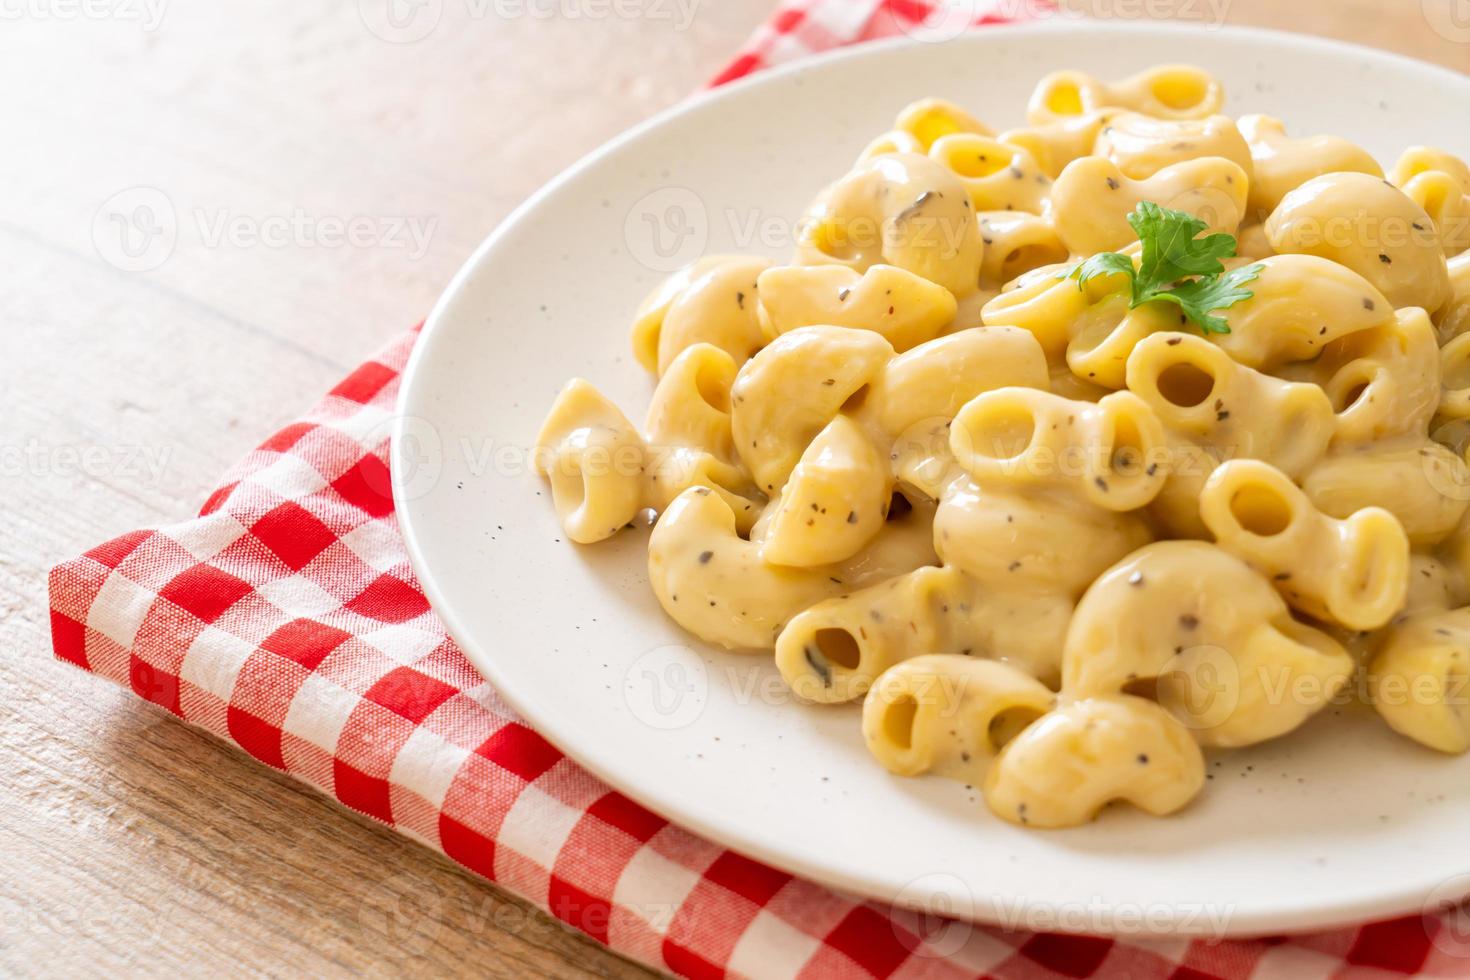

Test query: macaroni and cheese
[535,65,1470,829]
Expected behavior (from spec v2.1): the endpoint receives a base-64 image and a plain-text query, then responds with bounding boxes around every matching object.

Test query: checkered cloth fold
[48,2,1470,977]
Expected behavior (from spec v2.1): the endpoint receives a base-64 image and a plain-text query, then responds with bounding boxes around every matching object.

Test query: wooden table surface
[1,2,1462,977]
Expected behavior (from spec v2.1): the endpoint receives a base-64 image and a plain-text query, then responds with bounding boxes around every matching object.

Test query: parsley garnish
[1060,201,1263,335]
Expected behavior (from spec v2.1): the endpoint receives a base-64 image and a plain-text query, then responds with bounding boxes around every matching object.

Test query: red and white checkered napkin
[46,2,1470,977]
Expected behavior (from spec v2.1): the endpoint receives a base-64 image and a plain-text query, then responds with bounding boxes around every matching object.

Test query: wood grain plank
[0,3,769,976]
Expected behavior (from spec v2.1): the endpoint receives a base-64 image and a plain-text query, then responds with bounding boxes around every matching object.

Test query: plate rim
[395,20,1470,937]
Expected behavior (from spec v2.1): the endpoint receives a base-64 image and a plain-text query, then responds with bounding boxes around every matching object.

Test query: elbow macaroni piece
[780,381,1160,698]
[984,695,1206,827]
[535,379,647,543]
[1238,114,1383,218]
[856,128,924,163]
[644,343,740,464]
[1283,307,1441,446]
[950,387,1168,511]
[1094,112,1253,181]
[1207,254,1392,370]
[736,324,1047,522]
[643,448,762,533]
[539,68,1470,831]
[1441,252,1470,344]
[1027,64,1223,126]
[999,111,1112,179]
[1369,608,1470,753]
[1393,147,1470,256]
[974,211,1069,289]
[1064,288,1183,391]
[862,656,1054,778]
[1063,542,1353,747]
[857,326,1050,440]
[537,373,762,544]
[1265,172,1453,314]
[760,415,890,568]
[1434,510,1470,609]
[883,332,1073,497]
[928,133,1051,214]
[1391,146,1470,192]
[1127,332,1334,475]
[1399,170,1470,257]
[631,255,773,375]
[1404,554,1465,614]
[649,486,936,651]
[933,476,1153,608]
[649,488,842,651]
[777,565,977,702]
[755,263,957,351]
[731,326,894,495]
[1303,442,1470,548]
[1050,155,1249,257]
[775,524,1076,697]
[980,260,1118,358]
[1234,222,1276,260]
[1199,459,1409,631]
[794,152,984,299]
[1441,331,1470,420]
[894,97,994,149]
[1126,331,1334,537]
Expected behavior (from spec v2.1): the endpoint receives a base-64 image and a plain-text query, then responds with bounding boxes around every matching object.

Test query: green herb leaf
[1066,251,1137,291]
[1129,200,1240,284]
[1144,262,1264,335]
[1057,201,1257,334]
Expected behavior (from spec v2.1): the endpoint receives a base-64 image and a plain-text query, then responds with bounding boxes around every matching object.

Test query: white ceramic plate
[396,22,1470,936]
